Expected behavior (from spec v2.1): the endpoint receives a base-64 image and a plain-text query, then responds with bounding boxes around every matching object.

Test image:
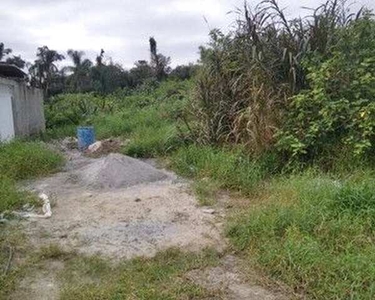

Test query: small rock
[202,208,216,214]
[61,137,78,150]
[135,198,141,202]
[0,213,8,224]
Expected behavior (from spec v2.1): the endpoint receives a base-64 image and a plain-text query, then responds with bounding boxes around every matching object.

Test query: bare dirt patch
[187,255,289,300]
[22,150,222,259]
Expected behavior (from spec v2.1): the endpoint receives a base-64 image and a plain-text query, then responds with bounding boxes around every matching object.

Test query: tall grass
[0,141,64,180]
[190,0,365,154]
[170,145,277,195]
[227,170,375,299]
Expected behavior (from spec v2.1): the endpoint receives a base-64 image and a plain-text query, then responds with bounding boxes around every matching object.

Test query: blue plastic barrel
[77,126,95,151]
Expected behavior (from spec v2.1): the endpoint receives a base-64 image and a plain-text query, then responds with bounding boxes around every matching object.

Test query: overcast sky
[1,0,374,69]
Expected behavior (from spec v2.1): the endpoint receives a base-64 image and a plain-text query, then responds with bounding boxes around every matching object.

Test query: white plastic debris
[22,192,52,219]
[87,141,103,154]
[39,193,52,218]
[202,208,216,214]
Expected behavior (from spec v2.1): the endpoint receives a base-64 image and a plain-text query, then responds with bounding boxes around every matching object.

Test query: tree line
[0,38,198,98]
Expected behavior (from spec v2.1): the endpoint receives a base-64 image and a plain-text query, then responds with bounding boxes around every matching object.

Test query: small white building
[0,64,45,141]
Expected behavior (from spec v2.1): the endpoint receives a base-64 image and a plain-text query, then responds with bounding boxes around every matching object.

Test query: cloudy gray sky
[1,0,374,69]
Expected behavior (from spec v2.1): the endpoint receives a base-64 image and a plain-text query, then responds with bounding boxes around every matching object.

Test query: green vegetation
[1,234,222,299]
[227,171,375,299]
[170,145,273,195]
[44,80,190,158]
[277,17,375,159]
[192,1,375,165]
[1,37,197,98]
[37,244,75,261]
[191,178,221,206]
[59,248,221,300]
[0,176,37,212]
[0,141,63,211]
[0,225,28,299]
[181,2,375,298]
[0,141,64,180]
[2,0,375,299]
[0,142,64,296]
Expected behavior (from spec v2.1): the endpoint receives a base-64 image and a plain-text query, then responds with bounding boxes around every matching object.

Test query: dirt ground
[187,255,288,300]
[22,150,222,259]
[12,148,289,300]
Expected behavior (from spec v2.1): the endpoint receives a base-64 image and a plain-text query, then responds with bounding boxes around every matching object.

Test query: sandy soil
[22,150,222,259]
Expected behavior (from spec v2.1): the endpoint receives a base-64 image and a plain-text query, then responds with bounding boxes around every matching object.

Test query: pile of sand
[75,153,168,189]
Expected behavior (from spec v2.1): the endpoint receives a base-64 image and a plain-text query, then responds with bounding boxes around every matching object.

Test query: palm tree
[149,37,171,81]
[96,49,105,66]
[67,49,93,92]
[29,46,65,97]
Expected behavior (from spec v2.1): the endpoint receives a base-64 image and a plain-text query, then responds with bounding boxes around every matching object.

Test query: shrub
[94,112,134,139]
[188,0,364,154]
[42,124,77,141]
[277,17,375,159]
[45,93,115,128]
[192,178,221,206]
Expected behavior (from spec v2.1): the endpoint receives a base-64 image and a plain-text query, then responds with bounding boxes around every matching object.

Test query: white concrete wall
[0,77,45,140]
[0,83,15,141]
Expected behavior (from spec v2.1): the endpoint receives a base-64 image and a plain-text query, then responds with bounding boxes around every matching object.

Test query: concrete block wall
[0,77,45,138]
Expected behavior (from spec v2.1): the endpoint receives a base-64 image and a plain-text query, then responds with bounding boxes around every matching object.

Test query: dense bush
[277,17,375,159]
[190,0,372,163]
[190,28,287,152]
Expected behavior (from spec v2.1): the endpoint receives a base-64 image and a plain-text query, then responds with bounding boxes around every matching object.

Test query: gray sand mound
[76,153,168,189]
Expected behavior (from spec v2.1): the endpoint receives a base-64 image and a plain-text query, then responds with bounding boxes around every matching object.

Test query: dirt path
[12,149,288,299]
[22,150,222,259]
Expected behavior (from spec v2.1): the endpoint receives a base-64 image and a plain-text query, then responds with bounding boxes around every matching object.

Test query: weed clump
[0,176,36,212]
[0,140,64,180]
[0,141,63,212]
